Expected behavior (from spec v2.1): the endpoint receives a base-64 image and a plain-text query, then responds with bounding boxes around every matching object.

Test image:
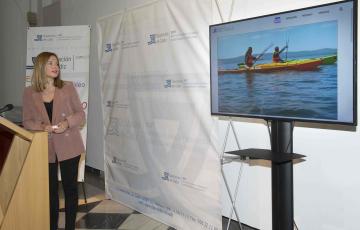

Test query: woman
[244,46,257,68]
[23,52,85,230]
[272,45,288,63]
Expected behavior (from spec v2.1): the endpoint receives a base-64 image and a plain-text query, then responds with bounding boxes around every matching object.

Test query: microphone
[0,104,14,114]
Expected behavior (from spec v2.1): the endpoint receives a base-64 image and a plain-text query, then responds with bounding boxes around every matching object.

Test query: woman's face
[45,55,60,79]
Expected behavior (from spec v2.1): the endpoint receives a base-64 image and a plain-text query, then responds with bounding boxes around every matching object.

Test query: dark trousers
[49,155,80,230]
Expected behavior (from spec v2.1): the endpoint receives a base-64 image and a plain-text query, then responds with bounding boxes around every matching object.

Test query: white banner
[97,0,221,229]
[26,26,90,181]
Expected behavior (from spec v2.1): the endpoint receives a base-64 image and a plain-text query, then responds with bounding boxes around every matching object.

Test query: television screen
[210,0,356,125]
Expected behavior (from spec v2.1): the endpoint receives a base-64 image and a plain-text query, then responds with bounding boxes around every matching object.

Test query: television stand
[226,120,306,230]
[226,148,305,163]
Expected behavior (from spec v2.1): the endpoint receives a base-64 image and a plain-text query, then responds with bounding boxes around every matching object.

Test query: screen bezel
[209,0,357,126]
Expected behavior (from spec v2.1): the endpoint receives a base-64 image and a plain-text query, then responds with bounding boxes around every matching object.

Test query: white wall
[0,0,30,106]
[1,0,360,229]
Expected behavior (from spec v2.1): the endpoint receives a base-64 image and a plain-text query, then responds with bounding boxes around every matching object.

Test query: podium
[0,117,49,230]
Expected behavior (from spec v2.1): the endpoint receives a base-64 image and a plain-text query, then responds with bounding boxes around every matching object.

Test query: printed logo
[161,172,169,181]
[164,80,172,88]
[147,32,169,45]
[161,171,183,184]
[33,33,57,42]
[104,41,133,52]
[106,100,113,107]
[274,16,281,23]
[112,156,139,171]
[147,34,156,45]
[163,78,207,89]
[161,170,206,191]
[58,56,73,70]
[34,34,43,41]
[147,30,198,46]
[105,100,128,109]
[107,117,120,136]
[112,156,122,165]
[105,43,113,52]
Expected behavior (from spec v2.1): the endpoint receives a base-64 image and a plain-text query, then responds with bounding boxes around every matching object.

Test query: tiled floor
[57,167,256,230]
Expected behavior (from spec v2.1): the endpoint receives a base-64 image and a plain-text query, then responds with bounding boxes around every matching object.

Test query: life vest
[273,51,281,62]
[246,55,255,67]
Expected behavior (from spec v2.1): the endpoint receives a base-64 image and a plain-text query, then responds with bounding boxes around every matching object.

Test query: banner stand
[220,118,244,230]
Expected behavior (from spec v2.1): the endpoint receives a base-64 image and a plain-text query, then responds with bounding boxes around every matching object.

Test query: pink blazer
[22,81,85,163]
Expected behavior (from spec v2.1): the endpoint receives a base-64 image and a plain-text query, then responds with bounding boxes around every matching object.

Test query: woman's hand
[44,125,54,133]
[53,120,69,133]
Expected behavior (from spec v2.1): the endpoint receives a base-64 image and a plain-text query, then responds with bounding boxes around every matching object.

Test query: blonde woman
[23,52,85,230]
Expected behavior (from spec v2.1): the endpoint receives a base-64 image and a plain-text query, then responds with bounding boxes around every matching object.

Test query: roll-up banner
[97,0,221,229]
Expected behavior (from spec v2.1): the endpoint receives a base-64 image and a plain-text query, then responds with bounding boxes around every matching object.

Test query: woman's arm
[22,88,45,131]
[65,83,85,128]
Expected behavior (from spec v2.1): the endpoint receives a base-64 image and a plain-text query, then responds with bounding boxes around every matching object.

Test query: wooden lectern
[0,117,49,230]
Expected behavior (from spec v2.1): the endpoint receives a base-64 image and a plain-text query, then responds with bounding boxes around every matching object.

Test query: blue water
[218,53,337,120]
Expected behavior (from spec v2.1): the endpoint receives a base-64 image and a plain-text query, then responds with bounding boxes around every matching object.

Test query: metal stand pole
[271,120,293,230]
[81,181,87,204]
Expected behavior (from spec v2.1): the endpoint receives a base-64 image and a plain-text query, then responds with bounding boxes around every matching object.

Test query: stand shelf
[226,148,305,163]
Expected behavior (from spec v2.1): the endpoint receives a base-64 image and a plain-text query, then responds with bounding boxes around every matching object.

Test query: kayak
[219,58,322,75]
[319,55,337,65]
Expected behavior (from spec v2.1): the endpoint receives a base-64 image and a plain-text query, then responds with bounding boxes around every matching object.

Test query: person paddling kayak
[272,45,288,63]
[244,47,258,68]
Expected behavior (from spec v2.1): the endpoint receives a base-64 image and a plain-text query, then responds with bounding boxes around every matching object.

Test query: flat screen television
[210,0,357,125]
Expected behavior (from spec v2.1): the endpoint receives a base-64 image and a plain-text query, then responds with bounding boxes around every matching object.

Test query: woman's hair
[245,47,252,57]
[32,51,64,92]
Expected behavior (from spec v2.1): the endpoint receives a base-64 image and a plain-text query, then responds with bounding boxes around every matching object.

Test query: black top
[44,100,53,122]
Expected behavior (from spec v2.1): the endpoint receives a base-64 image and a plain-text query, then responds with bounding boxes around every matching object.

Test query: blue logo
[105,43,113,52]
[274,17,281,23]
[112,156,122,165]
[147,34,156,45]
[107,118,120,136]
[106,100,113,107]
[34,34,43,41]
[164,80,172,88]
[161,172,169,181]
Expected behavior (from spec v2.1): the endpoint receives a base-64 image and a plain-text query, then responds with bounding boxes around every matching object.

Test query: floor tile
[78,183,106,205]
[90,199,133,214]
[59,183,106,209]
[76,213,129,229]
[222,216,257,230]
[133,210,141,214]
[74,229,114,230]
[78,201,103,213]
[58,212,87,229]
[118,214,169,230]
[60,200,102,213]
